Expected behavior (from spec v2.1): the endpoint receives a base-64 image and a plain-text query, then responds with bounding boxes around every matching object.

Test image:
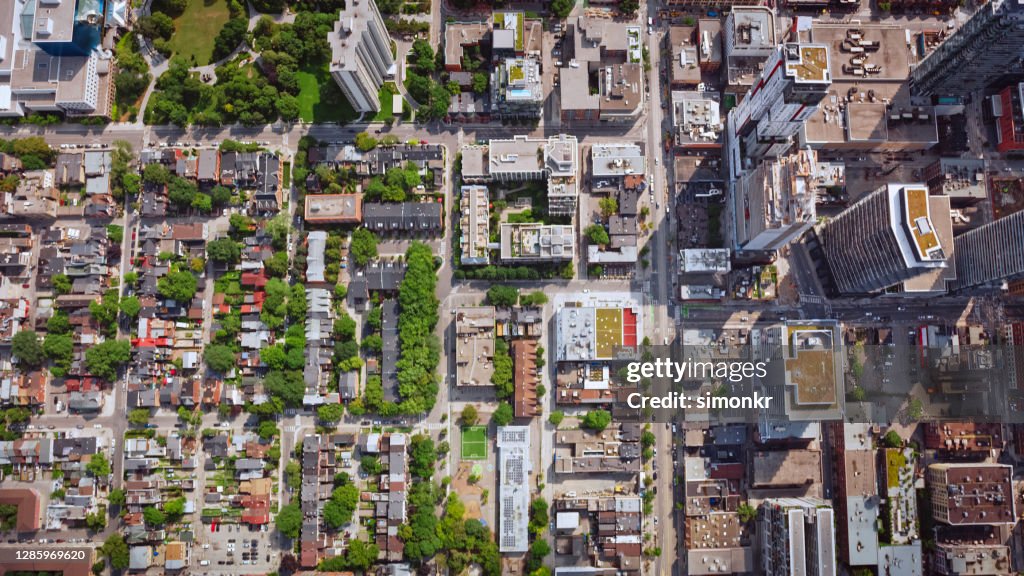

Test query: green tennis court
[461,426,488,460]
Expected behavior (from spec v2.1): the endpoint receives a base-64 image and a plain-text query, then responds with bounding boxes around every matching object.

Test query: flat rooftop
[680,248,731,273]
[455,306,495,387]
[930,464,1015,525]
[591,143,645,178]
[669,26,702,86]
[489,137,543,175]
[304,193,362,222]
[32,0,77,44]
[809,24,911,82]
[444,22,489,68]
[902,195,956,294]
[784,44,830,84]
[499,223,574,261]
[898,185,943,261]
[785,323,840,407]
[752,450,822,488]
[728,8,775,52]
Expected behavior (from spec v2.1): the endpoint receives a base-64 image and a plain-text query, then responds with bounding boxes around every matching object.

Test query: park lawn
[168,0,231,66]
[295,63,358,123]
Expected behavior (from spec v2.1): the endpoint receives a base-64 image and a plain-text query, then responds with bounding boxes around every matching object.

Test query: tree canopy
[11,331,44,368]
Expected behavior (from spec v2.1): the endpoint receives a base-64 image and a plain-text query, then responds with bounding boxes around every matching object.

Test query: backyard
[296,63,358,123]
[167,0,231,66]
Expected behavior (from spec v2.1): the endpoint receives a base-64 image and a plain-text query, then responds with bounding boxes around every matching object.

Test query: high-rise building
[953,209,1024,291]
[910,0,1024,97]
[820,183,955,296]
[329,0,395,113]
[759,497,837,576]
[728,43,832,167]
[733,148,817,251]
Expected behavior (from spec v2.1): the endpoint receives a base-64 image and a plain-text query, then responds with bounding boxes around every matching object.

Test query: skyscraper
[728,43,832,167]
[954,209,1024,291]
[733,148,818,251]
[910,0,1024,97]
[329,0,395,113]
[820,184,954,295]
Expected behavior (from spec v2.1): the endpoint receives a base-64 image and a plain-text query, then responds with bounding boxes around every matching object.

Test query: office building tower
[329,0,395,113]
[910,0,1024,97]
[729,43,832,166]
[734,148,817,251]
[821,183,954,295]
[954,208,1024,290]
[759,497,837,576]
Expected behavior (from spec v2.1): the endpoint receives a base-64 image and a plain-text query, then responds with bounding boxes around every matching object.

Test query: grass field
[295,63,358,123]
[461,426,488,461]
[167,0,230,66]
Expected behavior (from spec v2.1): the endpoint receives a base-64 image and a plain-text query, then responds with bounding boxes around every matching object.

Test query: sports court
[461,426,488,460]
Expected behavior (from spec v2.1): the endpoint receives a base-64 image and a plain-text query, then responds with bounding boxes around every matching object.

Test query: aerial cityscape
[0,0,1023,574]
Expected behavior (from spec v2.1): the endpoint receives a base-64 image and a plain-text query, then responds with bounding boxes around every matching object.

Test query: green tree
[43,332,73,375]
[158,269,198,302]
[86,510,107,530]
[883,430,902,448]
[85,340,131,382]
[264,251,289,278]
[164,497,186,521]
[207,238,241,264]
[341,538,378,571]
[461,404,478,426]
[618,0,639,14]
[276,503,301,538]
[492,402,514,426]
[128,409,150,426]
[138,13,175,40]
[204,344,236,374]
[52,273,71,295]
[581,409,612,431]
[548,411,565,427]
[47,311,72,335]
[108,489,126,507]
[585,224,610,246]
[472,72,488,93]
[551,0,573,17]
[100,533,130,570]
[119,296,141,318]
[409,434,437,479]
[317,403,345,424]
[11,331,44,368]
[264,370,305,407]
[737,502,757,523]
[520,291,548,307]
[285,461,301,489]
[361,456,383,475]
[106,225,124,244]
[599,196,618,218]
[142,505,165,526]
[87,452,112,478]
[487,285,519,307]
[323,484,359,529]
[354,132,378,152]
[350,228,379,266]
